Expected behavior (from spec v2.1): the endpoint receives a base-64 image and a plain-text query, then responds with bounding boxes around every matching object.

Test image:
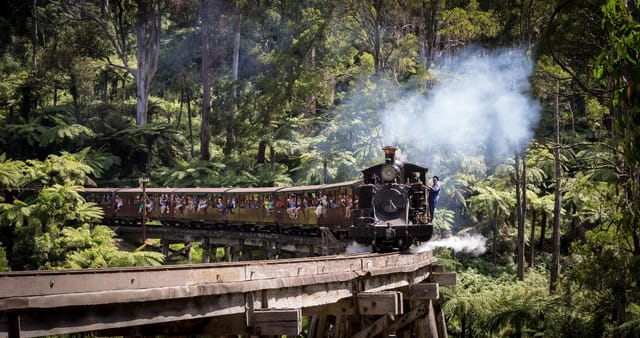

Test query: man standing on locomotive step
[428,176,441,222]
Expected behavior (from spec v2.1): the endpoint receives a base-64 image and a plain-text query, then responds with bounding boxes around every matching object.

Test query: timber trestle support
[0,251,455,338]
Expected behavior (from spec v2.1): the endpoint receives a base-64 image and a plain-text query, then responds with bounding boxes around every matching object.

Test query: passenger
[114,195,124,212]
[224,199,234,215]
[191,196,199,213]
[145,196,153,212]
[174,196,184,213]
[287,196,298,219]
[345,196,353,218]
[198,198,208,214]
[136,195,144,214]
[160,195,169,214]
[427,176,441,222]
[295,197,304,218]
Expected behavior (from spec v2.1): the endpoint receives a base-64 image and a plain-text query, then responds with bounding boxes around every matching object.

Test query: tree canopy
[1,0,640,336]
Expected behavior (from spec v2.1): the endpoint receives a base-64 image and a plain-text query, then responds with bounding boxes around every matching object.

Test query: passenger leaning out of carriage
[198,197,208,214]
[145,196,154,213]
[174,195,185,213]
[160,195,170,214]
[135,195,144,214]
[114,195,124,212]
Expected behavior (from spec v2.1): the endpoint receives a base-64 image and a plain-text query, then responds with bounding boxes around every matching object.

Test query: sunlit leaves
[440,0,500,48]
[27,152,94,186]
[0,154,32,190]
[154,159,225,187]
[58,225,164,269]
[0,199,33,228]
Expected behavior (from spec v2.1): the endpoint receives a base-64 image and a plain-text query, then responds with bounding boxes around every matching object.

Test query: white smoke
[379,48,540,168]
[345,241,372,254]
[411,233,487,256]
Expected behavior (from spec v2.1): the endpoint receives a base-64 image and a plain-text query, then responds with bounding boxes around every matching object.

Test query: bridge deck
[0,251,450,337]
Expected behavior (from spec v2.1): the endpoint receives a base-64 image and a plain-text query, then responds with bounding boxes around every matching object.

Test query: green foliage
[0,154,32,192]
[612,303,640,338]
[27,152,95,186]
[0,243,9,271]
[0,152,165,270]
[0,0,639,335]
[153,159,225,187]
[440,0,500,47]
[58,225,164,269]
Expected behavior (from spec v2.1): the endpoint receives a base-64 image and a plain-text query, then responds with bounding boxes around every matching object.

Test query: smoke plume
[411,233,487,256]
[379,47,540,169]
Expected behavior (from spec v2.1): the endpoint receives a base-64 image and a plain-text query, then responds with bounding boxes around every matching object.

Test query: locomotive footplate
[352,223,433,251]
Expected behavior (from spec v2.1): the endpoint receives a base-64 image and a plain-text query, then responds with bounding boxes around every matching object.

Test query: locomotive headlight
[381,164,398,182]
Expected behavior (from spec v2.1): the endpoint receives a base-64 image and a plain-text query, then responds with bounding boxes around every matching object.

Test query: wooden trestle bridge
[0,250,455,338]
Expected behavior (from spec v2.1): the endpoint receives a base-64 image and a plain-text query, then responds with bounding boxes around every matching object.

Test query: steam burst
[411,233,487,256]
[345,241,372,254]
[379,47,540,167]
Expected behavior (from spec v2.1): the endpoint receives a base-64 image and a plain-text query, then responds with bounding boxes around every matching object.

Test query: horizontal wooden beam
[428,272,457,285]
[252,309,301,336]
[408,283,439,300]
[356,291,403,315]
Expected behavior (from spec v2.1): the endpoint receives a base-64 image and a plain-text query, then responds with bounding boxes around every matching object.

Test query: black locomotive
[352,146,434,251]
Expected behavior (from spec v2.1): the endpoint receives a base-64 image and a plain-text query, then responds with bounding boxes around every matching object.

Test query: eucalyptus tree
[62,0,167,128]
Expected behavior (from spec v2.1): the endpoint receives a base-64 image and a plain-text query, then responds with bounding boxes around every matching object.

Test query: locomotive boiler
[351,146,434,251]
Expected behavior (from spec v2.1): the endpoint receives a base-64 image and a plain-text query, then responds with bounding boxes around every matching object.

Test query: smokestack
[383,146,397,164]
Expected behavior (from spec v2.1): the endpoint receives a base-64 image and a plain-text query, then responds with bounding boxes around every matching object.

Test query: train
[83,146,434,252]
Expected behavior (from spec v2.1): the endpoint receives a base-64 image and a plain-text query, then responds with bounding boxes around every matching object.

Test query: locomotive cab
[352,146,433,252]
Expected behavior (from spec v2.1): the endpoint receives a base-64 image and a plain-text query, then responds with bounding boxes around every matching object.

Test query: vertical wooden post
[425,300,438,338]
[434,299,448,338]
[314,315,327,338]
[8,313,21,338]
[202,237,210,263]
[225,246,232,262]
[161,238,169,256]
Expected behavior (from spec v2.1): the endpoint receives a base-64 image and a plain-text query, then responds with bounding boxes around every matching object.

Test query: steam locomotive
[83,146,433,252]
[352,146,433,251]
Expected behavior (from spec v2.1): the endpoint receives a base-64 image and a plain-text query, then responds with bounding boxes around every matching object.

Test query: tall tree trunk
[493,210,499,265]
[322,160,329,184]
[426,0,439,70]
[538,211,547,250]
[177,90,183,128]
[515,152,524,280]
[373,0,382,74]
[257,141,267,164]
[306,46,317,114]
[522,148,528,249]
[187,90,194,159]
[31,0,38,69]
[551,80,562,293]
[529,209,536,267]
[134,0,161,127]
[225,11,241,156]
[200,0,212,161]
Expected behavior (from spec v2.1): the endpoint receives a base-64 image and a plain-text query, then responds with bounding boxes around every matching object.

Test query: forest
[1,0,639,336]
